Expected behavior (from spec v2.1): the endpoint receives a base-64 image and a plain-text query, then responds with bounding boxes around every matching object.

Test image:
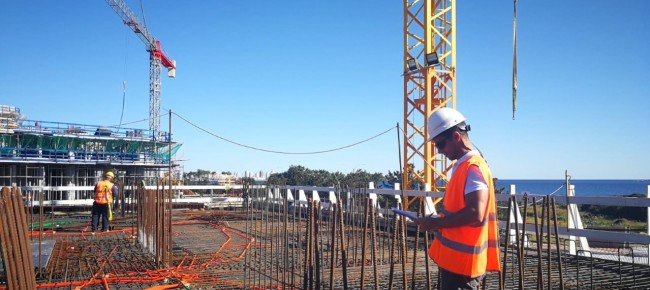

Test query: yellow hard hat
[105,171,115,178]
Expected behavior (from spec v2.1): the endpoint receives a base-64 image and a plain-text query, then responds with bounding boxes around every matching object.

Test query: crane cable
[172,111,395,155]
[117,81,126,131]
[117,28,130,133]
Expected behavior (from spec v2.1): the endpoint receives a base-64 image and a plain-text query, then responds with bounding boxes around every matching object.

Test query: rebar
[551,197,565,289]
[3,185,650,289]
[501,195,514,288]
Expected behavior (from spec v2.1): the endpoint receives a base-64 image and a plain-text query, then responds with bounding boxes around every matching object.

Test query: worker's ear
[452,131,462,142]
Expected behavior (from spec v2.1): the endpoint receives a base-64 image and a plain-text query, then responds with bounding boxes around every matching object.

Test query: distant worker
[414,108,501,290]
[91,171,118,232]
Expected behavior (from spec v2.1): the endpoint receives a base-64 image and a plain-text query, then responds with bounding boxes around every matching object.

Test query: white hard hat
[427,107,466,141]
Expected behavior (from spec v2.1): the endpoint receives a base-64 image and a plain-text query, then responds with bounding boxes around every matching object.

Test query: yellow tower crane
[402,0,456,209]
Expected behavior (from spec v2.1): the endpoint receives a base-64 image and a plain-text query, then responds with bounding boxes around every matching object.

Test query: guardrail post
[423,183,437,216]
[368,182,378,212]
[567,184,591,255]
[508,184,526,245]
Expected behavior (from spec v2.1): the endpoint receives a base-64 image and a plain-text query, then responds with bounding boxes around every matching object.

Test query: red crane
[105,0,176,136]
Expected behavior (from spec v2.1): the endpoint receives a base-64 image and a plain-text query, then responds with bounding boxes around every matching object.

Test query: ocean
[495,179,650,197]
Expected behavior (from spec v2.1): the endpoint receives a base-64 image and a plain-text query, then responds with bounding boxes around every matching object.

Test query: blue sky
[1,1,648,179]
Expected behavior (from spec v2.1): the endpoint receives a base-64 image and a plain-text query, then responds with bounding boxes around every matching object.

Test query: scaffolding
[0,119,180,165]
[0,105,182,200]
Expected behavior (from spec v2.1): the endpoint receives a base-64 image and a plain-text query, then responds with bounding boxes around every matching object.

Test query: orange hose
[144,283,181,290]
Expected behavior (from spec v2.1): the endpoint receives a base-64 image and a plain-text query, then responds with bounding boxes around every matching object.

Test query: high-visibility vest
[94,180,114,204]
[429,155,501,278]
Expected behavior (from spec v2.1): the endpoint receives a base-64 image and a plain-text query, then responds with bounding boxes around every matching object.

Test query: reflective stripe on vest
[428,155,501,277]
[434,231,499,255]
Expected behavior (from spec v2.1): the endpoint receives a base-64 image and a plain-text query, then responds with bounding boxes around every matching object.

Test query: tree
[267,165,389,188]
[182,169,213,185]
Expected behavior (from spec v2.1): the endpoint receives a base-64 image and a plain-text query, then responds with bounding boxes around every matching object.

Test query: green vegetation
[266,165,395,188]
[183,169,214,183]
[578,193,647,231]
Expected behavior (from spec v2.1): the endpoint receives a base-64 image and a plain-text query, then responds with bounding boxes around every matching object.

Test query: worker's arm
[112,185,119,202]
[415,188,488,231]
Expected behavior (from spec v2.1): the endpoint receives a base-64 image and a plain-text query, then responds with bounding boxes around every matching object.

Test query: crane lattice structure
[105,0,176,137]
[402,0,456,208]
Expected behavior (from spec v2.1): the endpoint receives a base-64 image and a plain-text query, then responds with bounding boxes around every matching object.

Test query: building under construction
[0,104,181,203]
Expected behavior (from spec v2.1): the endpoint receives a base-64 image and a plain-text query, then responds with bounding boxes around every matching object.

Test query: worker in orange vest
[91,171,118,232]
[415,108,501,290]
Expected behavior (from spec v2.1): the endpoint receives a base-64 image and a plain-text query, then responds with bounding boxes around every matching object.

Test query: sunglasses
[434,138,447,150]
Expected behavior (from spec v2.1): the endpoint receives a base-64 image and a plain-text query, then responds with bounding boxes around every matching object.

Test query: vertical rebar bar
[400,205,408,290]
[315,203,322,290]
[244,186,250,289]
[360,197,371,289]
[329,203,338,290]
[551,197,565,289]
[278,191,283,288]
[0,188,18,288]
[411,202,423,290]
[298,198,304,288]
[20,188,37,289]
[338,202,349,290]
[424,215,432,290]
[256,186,262,288]
[167,109,173,267]
[388,205,399,290]
[303,201,312,290]
[265,189,271,287]
[533,197,543,290]
[7,188,28,289]
[39,188,44,276]
[370,199,380,290]
[521,193,529,282]
[513,194,524,289]
[283,187,289,289]
[500,195,514,290]
[546,196,552,290]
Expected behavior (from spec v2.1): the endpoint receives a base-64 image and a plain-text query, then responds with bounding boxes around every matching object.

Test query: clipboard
[391,208,418,220]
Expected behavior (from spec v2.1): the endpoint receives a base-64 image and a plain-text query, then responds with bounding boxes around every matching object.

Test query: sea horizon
[495,179,650,196]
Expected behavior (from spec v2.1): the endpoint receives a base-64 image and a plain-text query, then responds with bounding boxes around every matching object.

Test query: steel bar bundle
[135,183,172,267]
[0,187,37,289]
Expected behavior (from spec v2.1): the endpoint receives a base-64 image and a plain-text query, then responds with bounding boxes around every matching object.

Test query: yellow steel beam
[403,0,455,210]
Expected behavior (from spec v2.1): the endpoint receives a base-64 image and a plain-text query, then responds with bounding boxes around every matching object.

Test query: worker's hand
[415,216,440,231]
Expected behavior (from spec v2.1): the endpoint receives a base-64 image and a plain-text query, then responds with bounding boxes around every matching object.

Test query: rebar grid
[3,189,650,289]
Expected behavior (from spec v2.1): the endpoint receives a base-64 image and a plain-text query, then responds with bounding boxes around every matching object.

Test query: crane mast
[402,0,456,208]
[105,0,176,137]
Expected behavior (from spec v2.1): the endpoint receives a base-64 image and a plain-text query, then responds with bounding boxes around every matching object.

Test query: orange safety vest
[94,180,114,204]
[429,155,501,278]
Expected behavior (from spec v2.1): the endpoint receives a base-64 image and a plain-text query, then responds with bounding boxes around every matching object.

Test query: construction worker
[415,108,500,289]
[91,171,118,232]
